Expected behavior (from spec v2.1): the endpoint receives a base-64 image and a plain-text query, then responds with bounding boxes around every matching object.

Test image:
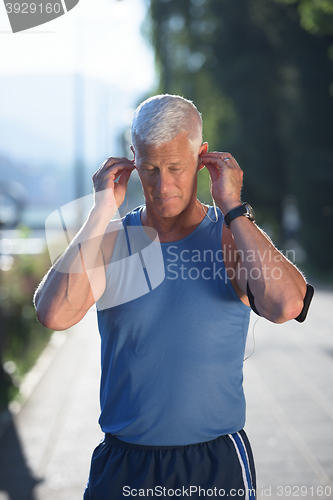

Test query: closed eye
[143,166,158,172]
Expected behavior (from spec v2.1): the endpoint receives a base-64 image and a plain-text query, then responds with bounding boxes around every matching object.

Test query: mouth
[156,196,178,203]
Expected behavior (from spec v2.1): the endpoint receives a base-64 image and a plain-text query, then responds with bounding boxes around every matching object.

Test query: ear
[130,145,136,162]
[197,142,208,171]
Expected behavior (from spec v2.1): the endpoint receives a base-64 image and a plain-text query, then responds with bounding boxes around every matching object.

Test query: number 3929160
[5,3,62,14]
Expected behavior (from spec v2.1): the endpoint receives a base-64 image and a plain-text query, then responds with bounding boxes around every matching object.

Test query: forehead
[136,132,193,164]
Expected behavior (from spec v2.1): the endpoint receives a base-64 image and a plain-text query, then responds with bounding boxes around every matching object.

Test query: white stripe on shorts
[228,433,251,500]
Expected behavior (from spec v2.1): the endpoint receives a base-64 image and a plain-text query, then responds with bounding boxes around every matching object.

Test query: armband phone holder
[246,282,314,323]
[294,284,314,323]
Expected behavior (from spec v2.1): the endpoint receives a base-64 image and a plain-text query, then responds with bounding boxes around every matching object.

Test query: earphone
[243,316,261,361]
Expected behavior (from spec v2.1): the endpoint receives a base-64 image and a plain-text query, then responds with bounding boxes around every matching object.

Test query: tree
[148,0,333,278]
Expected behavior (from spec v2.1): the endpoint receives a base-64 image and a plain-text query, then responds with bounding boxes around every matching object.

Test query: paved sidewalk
[0,308,103,500]
[0,288,332,500]
[244,288,333,499]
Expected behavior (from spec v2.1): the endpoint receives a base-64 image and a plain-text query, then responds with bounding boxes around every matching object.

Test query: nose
[156,170,173,195]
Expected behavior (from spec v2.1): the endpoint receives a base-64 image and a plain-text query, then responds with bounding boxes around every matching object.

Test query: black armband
[294,283,314,323]
[246,282,261,317]
[246,281,314,322]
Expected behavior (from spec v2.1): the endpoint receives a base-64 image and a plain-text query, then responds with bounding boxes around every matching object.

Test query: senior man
[34,94,312,499]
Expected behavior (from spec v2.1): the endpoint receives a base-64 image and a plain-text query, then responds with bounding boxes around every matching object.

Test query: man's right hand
[92,157,135,211]
[34,156,135,331]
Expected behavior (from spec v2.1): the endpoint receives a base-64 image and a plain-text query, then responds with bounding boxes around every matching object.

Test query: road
[0,287,332,500]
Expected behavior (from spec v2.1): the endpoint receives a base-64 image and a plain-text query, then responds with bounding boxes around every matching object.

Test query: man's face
[134,132,207,218]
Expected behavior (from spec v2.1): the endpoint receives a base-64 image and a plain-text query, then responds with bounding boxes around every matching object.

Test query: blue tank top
[96,205,251,445]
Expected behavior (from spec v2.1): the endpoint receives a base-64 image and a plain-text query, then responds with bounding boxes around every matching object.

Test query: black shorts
[83,430,256,500]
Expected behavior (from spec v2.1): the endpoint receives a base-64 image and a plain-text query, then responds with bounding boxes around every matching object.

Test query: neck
[141,197,208,243]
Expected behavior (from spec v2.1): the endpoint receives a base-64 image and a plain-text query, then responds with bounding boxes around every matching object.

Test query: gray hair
[131,94,203,156]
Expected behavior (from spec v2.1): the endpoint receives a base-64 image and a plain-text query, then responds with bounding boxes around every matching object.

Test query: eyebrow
[142,161,182,167]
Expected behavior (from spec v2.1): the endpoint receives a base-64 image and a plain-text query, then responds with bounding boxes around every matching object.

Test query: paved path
[0,309,103,500]
[244,288,333,499]
[0,288,332,500]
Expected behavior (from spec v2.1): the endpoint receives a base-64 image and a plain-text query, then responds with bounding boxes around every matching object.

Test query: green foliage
[272,0,333,35]
[147,0,333,277]
[0,227,52,409]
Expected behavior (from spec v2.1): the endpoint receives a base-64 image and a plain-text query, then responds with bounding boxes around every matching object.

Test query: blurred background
[149,0,333,280]
[0,0,155,410]
[0,0,332,499]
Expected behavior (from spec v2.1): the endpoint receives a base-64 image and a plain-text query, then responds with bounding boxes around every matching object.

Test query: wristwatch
[224,202,255,228]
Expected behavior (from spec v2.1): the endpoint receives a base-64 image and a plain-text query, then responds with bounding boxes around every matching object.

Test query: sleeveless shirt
[96,205,251,446]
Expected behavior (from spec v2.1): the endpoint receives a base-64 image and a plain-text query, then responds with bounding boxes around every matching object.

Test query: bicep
[233,260,249,306]
[69,247,107,324]
[77,217,126,318]
[81,220,121,310]
[222,224,249,306]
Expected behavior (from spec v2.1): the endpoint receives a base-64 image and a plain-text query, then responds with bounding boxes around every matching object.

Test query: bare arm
[202,151,307,324]
[231,217,305,323]
[34,207,114,330]
[34,157,135,331]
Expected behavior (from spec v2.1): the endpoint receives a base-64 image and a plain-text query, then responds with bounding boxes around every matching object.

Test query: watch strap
[224,203,247,228]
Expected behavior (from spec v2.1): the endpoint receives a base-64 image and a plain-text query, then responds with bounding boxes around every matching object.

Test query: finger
[103,159,134,173]
[94,157,134,177]
[200,155,226,175]
[201,156,241,175]
[113,165,135,177]
[97,163,135,182]
[200,151,227,156]
[201,157,233,173]
[103,156,133,166]
[200,156,233,166]
[116,167,134,188]
[200,152,237,165]
[204,162,221,182]
[200,151,233,158]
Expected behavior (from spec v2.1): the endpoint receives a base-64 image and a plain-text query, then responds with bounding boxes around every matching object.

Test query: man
[34,94,312,499]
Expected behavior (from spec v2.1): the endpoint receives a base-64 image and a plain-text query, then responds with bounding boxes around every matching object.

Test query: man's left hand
[200,152,243,214]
